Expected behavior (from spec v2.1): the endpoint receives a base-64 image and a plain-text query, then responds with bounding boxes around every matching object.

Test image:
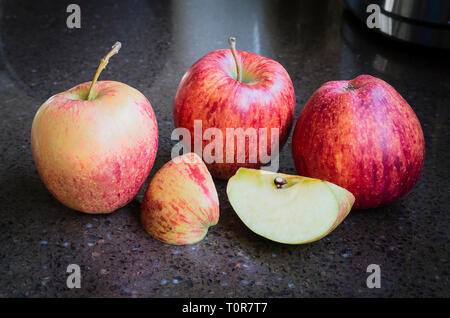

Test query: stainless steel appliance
[345,0,450,49]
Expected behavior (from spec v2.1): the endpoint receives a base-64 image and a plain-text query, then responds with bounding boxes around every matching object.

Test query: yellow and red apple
[140,153,219,245]
[31,43,158,213]
[173,38,296,179]
[292,75,425,209]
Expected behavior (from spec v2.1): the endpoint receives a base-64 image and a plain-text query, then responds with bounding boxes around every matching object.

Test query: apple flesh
[31,80,158,213]
[226,168,355,244]
[140,153,219,245]
[173,39,296,180]
[292,75,425,209]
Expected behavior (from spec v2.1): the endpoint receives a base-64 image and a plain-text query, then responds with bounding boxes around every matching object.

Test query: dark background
[0,0,448,297]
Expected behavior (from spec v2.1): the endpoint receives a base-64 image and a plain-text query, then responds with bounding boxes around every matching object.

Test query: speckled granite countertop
[0,0,448,297]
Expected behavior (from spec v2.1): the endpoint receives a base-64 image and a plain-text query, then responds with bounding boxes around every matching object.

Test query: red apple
[31,42,158,213]
[140,153,219,245]
[292,74,425,209]
[173,37,296,179]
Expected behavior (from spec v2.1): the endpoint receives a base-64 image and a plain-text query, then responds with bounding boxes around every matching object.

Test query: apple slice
[226,168,355,244]
[141,153,219,245]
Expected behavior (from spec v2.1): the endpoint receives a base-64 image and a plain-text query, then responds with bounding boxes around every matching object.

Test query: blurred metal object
[345,0,450,49]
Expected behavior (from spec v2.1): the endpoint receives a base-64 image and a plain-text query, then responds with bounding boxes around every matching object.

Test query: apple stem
[86,41,122,100]
[228,37,241,82]
[274,177,287,189]
[346,83,356,91]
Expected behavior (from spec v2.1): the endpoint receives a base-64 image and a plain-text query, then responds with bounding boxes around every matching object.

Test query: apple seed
[274,176,287,189]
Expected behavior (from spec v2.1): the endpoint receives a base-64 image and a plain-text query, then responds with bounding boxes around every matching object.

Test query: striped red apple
[31,43,158,213]
[174,37,295,179]
[292,75,425,209]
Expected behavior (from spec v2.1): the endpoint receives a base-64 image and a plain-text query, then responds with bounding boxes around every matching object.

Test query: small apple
[226,168,355,244]
[174,37,296,179]
[31,42,158,213]
[141,153,219,245]
[292,75,425,209]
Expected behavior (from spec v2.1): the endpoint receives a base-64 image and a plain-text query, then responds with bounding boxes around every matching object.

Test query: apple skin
[140,153,219,245]
[292,75,425,209]
[31,80,158,213]
[174,49,296,180]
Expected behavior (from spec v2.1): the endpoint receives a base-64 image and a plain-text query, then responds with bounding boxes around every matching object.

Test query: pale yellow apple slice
[226,168,355,244]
